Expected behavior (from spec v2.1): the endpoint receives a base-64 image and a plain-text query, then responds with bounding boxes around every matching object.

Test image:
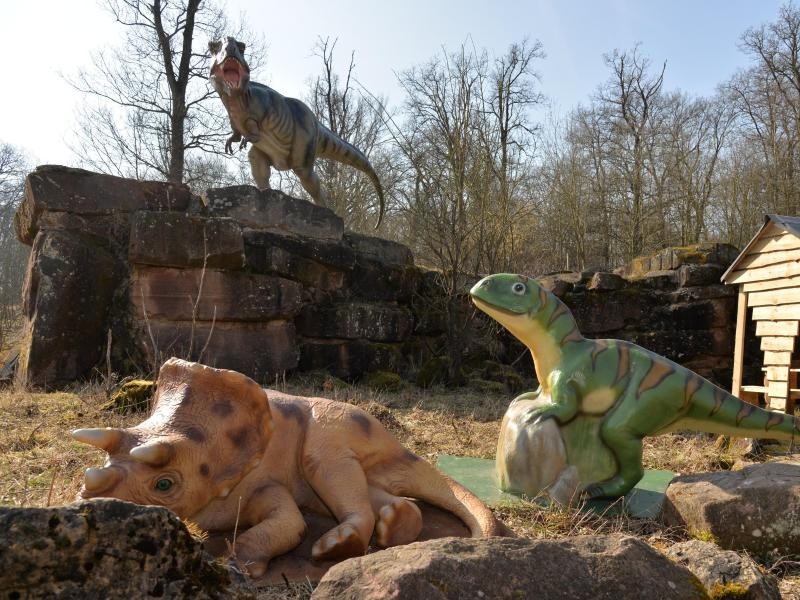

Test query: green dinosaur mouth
[471,296,525,317]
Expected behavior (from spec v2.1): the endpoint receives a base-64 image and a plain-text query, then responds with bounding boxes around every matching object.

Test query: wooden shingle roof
[721,214,800,284]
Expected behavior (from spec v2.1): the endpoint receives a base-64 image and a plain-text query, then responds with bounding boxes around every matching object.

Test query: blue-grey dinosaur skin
[471,273,800,499]
[209,37,385,227]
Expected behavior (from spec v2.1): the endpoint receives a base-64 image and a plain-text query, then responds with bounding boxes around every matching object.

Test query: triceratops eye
[155,478,173,492]
[512,282,526,295]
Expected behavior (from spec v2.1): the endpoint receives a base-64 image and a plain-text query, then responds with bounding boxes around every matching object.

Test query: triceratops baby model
[470,273,800,502]
[74,358,503,577]
[208,36,385,227]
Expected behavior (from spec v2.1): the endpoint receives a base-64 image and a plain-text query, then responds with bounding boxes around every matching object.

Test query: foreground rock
[311,534,707,600]
[0,499,256,599]
[666,540,780,600]
[662,460,800,557]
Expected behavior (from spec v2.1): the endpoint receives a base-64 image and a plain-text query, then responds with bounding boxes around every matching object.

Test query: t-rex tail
[316,125,385,229]
[388,454,510,537]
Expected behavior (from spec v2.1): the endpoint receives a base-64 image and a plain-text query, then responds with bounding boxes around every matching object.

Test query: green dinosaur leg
[522,380,579,426]
[511,386,542,403]
[583,424,644,499]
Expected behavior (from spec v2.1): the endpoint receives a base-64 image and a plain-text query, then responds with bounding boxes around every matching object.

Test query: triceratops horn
[72,428,123,452]
[129,441,173,467]
[84,467,122,493]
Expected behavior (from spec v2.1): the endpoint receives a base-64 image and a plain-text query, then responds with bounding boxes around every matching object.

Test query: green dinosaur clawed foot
[521,406,557,426]
[581,473,642,500]
[581,483,615,500]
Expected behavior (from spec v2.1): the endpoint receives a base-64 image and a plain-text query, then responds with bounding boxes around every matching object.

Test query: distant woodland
[3,1,800,310]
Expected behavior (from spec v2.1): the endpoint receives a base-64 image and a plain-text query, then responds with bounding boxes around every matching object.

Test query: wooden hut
[722,214,800,414]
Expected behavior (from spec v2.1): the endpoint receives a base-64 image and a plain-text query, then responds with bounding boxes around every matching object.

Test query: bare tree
[306,37,398,232]
[0,143,31,334]
[726,2,800,215]
[597,47,666,257]
[393,40,542,381]
[69,0,263,188]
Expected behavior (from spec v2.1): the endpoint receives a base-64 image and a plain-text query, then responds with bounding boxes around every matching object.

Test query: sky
[0,0,787,167]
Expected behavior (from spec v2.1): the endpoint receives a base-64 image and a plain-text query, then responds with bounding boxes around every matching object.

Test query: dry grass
[1,373,797,599]
[0,383,141,507]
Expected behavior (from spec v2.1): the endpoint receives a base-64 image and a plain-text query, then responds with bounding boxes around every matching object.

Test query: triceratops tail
[316,125,385,229]
[387,454,510,538]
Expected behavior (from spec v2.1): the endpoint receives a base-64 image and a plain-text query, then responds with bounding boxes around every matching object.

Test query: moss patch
[105,380,155,414]
[364,370,404,392]
[708,581,749,599]
[417,356,449,388]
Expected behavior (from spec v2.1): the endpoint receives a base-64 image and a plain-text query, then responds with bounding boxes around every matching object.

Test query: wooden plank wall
[727,226,800,413]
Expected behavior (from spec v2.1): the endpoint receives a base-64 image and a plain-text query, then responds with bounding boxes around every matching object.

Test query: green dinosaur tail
[680,382,800,442]
[316,125,385,228]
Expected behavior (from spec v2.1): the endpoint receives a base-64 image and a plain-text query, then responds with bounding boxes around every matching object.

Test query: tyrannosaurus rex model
[208,37,385,227]
[74,358,504,577]
[471,273,800,501]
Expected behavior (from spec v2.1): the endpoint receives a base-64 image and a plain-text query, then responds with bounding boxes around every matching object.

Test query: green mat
[437,454,674,519]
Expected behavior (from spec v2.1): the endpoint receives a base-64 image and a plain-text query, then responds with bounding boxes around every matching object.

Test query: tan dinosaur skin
[208,37,385,228]
[73,358,504,577]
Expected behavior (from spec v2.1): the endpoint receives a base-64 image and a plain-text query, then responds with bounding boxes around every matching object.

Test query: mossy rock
[107,379,156,414]
[416,356,449,388]
[321,373,351,392]
[364,370,404,392]
[480,360,526,392]
[708,581,749,599]
[469,378,506,394]
[296,370,352,392]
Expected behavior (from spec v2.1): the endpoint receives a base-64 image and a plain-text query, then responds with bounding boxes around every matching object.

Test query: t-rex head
[208,36,251,96]
[73,358,273,519]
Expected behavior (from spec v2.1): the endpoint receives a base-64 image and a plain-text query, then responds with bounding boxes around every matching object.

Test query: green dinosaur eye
[512,282,527,295]
[155,478,173,492]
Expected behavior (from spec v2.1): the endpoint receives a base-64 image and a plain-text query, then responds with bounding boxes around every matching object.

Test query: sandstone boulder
[18,230,120,388]
[244,230,352,290]
[244,230,355,272]
[296,303,413,342]
[344,231,413,266]
[129,211,244,269]
[299,339,405,379]
[132,267,303,322]
[311,534,707,600]
[204,186,343,240]
[139,320,298,381]
[16,165,191,244]
[588,272,625,291]
[0,499,256,599]
[665,539,780,600]
[662,461,800,556]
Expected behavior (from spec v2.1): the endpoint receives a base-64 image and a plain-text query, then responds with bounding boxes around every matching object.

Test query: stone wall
[14,166,420,387]
[13,165,752,389]
[537,243,753,385]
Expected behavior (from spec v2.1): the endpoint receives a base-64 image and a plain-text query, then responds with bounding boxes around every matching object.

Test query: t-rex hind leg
[295,165,329,207]
[248,146,272,190]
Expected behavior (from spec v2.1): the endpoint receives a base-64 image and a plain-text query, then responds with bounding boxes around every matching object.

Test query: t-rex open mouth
[219,58,246,88]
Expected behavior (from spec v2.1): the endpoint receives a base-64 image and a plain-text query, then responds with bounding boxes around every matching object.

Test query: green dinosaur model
[208,37,385,227]
[470,273,800,499]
